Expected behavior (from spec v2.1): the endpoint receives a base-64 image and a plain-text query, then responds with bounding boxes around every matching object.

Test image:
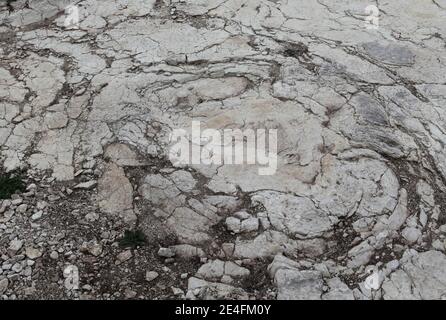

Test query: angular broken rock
[104,143,142,167]
[4,0,446,302]
[187,277,248,300]
[233,211,251,220]
[116,250,132,263]
[31,211,43,221]
[169,170,196,192]
[252,192,333,238]
[401,227,421,244]
[268,255,323,300]
[0,278,9,294]
[80,240,103,257]
[225,217,241,233]
[166,206,220,245]
[145,271,159,282]
[322,277,354,300]
[8,239,23,255]
[196,259,250,280]
[171,287,184,296]
[169,244,206,259]
[223,261,250,279]
[98,163,136,225]
[158,247,175,258]
[347,240,374,269]
[230,230,298,259]
[241,218,259,233]
[16,204,28,214]
[74,180,97,190]
[382,250,446,300]
[25,247,43,260]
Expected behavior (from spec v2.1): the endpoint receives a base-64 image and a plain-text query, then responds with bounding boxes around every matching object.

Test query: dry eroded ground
[1,0,446,300]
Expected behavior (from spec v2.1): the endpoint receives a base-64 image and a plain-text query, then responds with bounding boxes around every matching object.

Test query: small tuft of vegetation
[118,230,146,248]
[0,173,26,200]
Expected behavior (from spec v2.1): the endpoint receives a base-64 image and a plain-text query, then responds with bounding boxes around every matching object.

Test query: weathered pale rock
[50,251,59,260]
[145,271,159,282]
[233,211,251,220]
[322,277,355,300]
[158,247,175,258]
[232,230,298,259]
[401,227,422,244]
[16,204,28,214]
[295,238,326,258]
[25,247,42,260]
[223,261,250,278]
[206,176,237,194]
[44,112,68,129]
[116,250,132,263]
[268,255,323,300]
[373,189,408,233]
[252,192,332,238]
[80,240,103,257]
[139,174,183,208]
[166,206,220,245]
[203,196,241,212]
[347,240,374,268]
[225,217,241,233]
[104,143,142,166]
[0,278,8,294]
[187,277,248,300]
[98,163,136,224]
[241,218,259,233]
[8,239,23,255]
[169,244,206,259]
[31,211,43,221]
[382,250,446,300]
[196,260,250,280]
[74,181,97,190]
[362,41,416,66]
[196,259,225,280]
[169,170,196,192]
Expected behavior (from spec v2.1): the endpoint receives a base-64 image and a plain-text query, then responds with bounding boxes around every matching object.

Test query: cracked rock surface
[1,0,446,300]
